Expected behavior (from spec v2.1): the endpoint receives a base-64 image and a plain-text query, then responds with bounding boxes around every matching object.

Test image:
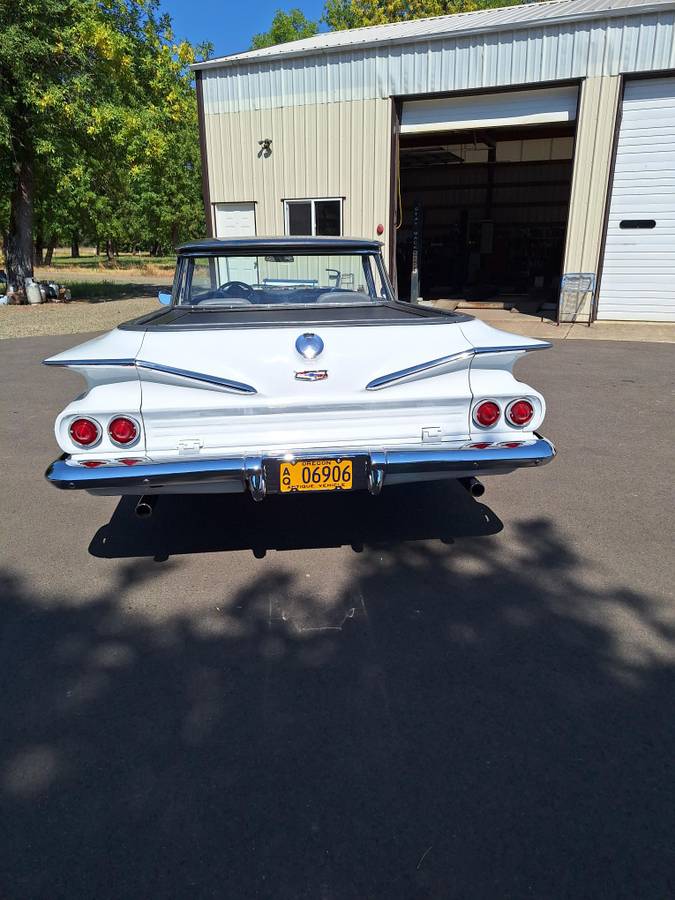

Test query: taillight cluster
[108,416,138,445]
[473,400,500,428]
[506,400,534,427]
[69,416,139,448]
[79,458,145,468]
[472,399,534,429]
[69,418,100,446]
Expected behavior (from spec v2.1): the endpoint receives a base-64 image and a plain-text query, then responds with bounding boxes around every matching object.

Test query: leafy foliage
[0,0,211,283]
[251,8,320,49]
[323,0,362,30]
[325,0,530,29]
[250,1,539,50]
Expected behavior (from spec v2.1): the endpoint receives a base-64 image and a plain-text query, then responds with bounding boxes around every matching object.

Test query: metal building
[192,0,675,322]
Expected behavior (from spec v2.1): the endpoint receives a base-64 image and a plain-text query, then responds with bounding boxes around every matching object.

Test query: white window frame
[283,197,343,236]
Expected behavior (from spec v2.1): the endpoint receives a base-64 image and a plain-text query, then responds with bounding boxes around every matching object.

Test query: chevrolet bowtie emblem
[295,369,328,381]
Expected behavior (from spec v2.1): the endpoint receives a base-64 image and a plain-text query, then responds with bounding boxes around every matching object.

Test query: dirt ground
[0,298,157,340]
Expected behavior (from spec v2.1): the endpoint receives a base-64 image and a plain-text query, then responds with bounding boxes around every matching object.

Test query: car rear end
[44,239,554,500]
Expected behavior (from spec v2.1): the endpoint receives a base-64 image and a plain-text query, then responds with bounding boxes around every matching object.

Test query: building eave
[191,0,675,72]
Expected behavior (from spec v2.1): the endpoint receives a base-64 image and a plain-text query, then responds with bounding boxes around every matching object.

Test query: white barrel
[25,279,42,305]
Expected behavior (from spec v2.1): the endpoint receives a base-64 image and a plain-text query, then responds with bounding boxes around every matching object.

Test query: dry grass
[39,247,175,274]
[44,261,174,278]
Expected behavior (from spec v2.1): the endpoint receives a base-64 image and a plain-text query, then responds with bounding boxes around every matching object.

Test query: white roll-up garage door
[597,77,675,322]
[400,86,578,134]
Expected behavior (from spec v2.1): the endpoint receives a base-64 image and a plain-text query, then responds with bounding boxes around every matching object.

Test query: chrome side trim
[43,358,136,367]
[366,349,474,390]
[42,357,257,394]
[135,360,257,394]
[45,436,555,493]
[365,342,551,390]
[473,342,552,354]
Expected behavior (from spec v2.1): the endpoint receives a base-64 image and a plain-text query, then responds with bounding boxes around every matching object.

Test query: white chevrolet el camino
[45,237,555,515]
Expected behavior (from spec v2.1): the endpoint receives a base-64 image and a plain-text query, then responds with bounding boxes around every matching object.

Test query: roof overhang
[191,0,675,72]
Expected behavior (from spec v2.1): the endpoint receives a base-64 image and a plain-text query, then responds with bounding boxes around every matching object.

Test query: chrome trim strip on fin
[42,357,257,394]
[43,358,136,367]
[365,341,551,391]
[473,342,552,354]
[366,349,474,391]
[135,360,257,394]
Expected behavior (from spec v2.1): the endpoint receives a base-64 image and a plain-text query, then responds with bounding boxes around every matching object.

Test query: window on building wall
[284,198,342,236]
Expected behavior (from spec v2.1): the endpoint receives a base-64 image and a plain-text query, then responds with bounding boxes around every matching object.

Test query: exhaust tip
[135,495,157,518]
[459,477,485,499]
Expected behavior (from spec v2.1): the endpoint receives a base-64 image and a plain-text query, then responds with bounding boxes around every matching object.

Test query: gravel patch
[0,298,157,340]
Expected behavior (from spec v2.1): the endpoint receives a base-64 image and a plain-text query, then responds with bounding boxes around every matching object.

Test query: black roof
[176,236,383,255]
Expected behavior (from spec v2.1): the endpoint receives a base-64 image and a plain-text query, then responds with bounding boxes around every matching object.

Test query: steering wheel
[217,280,253,297]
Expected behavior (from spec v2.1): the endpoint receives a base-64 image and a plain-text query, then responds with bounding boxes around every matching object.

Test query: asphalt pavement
[1,334,674,899]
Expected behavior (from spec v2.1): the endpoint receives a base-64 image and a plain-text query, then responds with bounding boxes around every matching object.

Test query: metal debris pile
[0,273,72,305]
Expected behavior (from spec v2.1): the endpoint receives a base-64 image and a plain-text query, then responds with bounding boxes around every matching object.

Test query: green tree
[324,0,530,29]
[323,0,364,29]
[0,0,209,288]
[0,0,87,286]
[251,8,320,50]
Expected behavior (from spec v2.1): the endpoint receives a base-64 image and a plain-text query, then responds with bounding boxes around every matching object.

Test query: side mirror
[158,291,172,306]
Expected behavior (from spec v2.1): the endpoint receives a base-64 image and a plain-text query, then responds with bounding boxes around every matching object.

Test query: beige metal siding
[202,98,392,260]
[562,75,622,319]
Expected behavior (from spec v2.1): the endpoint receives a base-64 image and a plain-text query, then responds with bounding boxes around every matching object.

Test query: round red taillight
[69,417,100,447]
[506,399,534,427]
[108,416,138,445]
[473,400,501,428]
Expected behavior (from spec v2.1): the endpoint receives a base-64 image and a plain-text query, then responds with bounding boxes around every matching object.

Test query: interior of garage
[394,123,575,308]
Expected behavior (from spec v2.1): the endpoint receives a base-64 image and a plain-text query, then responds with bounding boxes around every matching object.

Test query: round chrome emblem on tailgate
[295,333,324,359]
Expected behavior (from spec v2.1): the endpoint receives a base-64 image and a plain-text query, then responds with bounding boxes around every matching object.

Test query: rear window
[173,252,393,308]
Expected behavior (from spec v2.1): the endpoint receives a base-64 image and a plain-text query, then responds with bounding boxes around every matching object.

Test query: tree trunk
[71,231,80,258]
[106,239,114,261]
[34,216,45,267]
[5,153,34,289]
[44,235,57,266]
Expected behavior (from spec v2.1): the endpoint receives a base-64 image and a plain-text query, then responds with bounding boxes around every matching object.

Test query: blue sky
[160,0,327,58]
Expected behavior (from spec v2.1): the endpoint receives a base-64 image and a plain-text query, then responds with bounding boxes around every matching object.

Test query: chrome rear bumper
[45,436,555,499]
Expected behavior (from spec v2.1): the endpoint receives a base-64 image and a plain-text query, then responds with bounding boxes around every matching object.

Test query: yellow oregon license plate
[279,458,353,493]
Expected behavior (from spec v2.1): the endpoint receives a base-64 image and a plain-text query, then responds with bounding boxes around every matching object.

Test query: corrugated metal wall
[563,75,622,318]
[203,98,392,257]
[199,4,674,320]
[201,8,675,113]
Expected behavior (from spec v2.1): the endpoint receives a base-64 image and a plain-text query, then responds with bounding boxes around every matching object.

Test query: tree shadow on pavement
[2,502,674,898]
